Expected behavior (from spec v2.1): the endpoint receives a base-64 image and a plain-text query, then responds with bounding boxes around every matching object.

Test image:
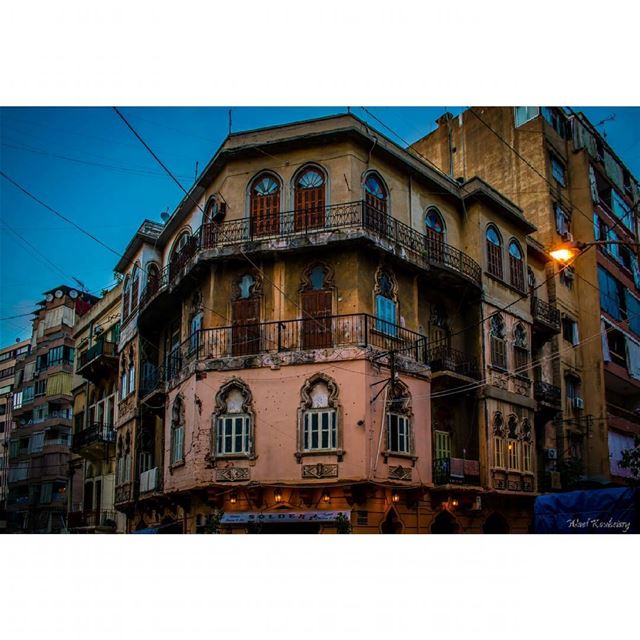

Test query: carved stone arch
[214,377,254,415]
[374,264,398,301]
[171,393,186,428]
[507,413,519,439]
[483,511,510,534]
[513,322,527,347]
[490,313,506,338]
[430,508,460,534]
[388,379,412,416]
[492,410,504,436]
[300,261,335,292]
[380,505,404,534]
[521,416,532,442]
[232,270,263,301]
[299,372,339,410]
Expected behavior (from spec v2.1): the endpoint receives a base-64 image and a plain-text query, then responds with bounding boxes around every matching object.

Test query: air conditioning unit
[545,448,558,460]
[572,397,585,410]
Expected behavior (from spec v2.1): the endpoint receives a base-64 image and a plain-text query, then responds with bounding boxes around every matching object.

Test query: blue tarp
[132,527,159,534]
[534,487,639,533]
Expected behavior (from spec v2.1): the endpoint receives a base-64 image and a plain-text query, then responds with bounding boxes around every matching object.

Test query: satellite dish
[161,211,171,223]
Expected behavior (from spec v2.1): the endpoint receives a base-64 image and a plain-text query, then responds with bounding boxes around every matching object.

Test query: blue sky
[1,106,639,345]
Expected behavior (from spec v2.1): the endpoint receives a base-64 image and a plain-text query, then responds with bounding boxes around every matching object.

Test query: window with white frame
[493,436,505,468]
[386,382,412,455]
[490,314,507,369]
[214,379,254,457]
[298,374,340,455]
[506,415,520,471]
[522,441,532,473]
[170,396,185,464]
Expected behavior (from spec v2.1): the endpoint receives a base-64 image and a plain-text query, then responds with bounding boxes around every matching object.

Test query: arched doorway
[431,510,460,534]
[294,167,326,230]
[250,173,281,237]
[380,508,403,534]
[301,264,333,349]
[482,512,510,534]
[425,207,445,263]
[231,273,261,356]
[363,173,388,235]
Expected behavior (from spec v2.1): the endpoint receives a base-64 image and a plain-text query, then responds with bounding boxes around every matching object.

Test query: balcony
[72,422,116,456]
[68,509,118,530]
[534,381,562,408]
[531,297,560,334]
[138,201,482,314]
[433,457,481,487]
[426,345,481,381]
[77,340,118,382]
[140,362,165,403]
[163,313,429,384]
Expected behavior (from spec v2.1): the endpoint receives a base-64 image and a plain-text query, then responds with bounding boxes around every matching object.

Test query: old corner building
[103,110,638,534]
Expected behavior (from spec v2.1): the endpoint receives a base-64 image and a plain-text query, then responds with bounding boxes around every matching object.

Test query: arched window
[232,273,261,356]
[170,395,185,465]
[363,173,388,235]
[521,417,533,473]
[213,379,254,457]
[250,173,281,237]
[169,231,192,280]
[509,239,525,291]
[492,411,505,468]
[130,263,140,312]
[299,374,339,454]
[375,268,398,337]
[146,263,160,297]
[386,381,412,456]
[506,415,520,471]
[486,225,503,279]
[425,207,446,263]
[513,323,528,375]
[301,263,334,350]
[490,314,507,369]
[294,167,326,230]
[122,275,131,322]
[127,346,136,396]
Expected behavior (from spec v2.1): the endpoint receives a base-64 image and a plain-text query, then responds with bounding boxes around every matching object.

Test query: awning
[132,527,159,534]
[220,510,351,525]
[534,487,639,534]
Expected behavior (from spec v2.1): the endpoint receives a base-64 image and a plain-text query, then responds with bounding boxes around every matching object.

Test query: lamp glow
[549,247,576,263]
[274,489,283,503]
[391,491,400,503]
[322,490,331,503]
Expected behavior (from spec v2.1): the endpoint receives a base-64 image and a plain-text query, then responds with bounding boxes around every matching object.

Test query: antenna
[595,113,616,139]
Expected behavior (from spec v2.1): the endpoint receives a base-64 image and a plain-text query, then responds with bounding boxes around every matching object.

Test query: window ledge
[169,460,185,473]
[383,451,417,466]
[207,453,256,466]
[485,272,527,296]
[296,448,344,462]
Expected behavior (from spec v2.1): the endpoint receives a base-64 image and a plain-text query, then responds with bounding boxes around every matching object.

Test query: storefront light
[229,492,237,505]
[322,490,331,503]
[391,491,400,503]
[274,489,283,503]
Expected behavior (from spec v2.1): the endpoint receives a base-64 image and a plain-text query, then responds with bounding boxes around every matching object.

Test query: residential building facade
[413,107,640,489]
[0,339,31,530]
[68,284,124,533]
[112,114,548,533]
[6,286,97,533]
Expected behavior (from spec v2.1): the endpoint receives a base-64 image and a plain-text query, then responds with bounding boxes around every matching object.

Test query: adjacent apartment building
[0,339,31,529]
[412,106,640,488]
[68,283,124,533]
[6,286,97,533]
[112,113,556,533]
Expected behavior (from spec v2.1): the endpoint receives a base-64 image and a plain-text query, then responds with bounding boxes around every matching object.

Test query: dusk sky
[1,105,639,345]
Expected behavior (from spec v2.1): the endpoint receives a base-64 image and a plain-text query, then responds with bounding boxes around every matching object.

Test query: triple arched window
[492,411,533,473]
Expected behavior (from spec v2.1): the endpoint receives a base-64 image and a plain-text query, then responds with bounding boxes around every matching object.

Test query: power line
[0,170,122,258]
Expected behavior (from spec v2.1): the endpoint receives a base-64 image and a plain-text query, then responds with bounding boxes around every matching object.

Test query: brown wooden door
[365,192,388,236]
[295,183,325,231]
[251,191,280,237]
[425,227,445,264]
[301,290,333,349]
[232,298,261,356]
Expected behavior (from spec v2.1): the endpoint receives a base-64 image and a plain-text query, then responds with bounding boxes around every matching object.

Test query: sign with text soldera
[220,510,351,524]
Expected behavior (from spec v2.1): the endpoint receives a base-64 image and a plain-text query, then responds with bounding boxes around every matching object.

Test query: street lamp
[549,239,640,263]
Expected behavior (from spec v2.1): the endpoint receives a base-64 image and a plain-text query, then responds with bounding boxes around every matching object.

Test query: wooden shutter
[301,290,332,349]
[295,181,325,231]
[232,298,261,356]
[434,431,451,461]
[251,189,280,237]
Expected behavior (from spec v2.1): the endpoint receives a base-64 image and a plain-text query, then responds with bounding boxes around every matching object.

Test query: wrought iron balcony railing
[140,362,164,398]
[78,340,117,370]
[162,313,429,383]
[531,297,561,332]
[72,422,116,451]
[137,201,482,312]
[426,344,481,379]
[68,509,118,529]
[533,381,561,406]
[433,456,481,486]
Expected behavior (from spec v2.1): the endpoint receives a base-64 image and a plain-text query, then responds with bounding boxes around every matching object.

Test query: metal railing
[79,340,117,369]
[72,422,116,450]
[433,456,481,486]
[533,381,561,405]
[426,344,481,379]
[140,362,164,397]
[68,510,118,529]
[531,297,560,331]
[163,313,429,383]
[137,201,482,312]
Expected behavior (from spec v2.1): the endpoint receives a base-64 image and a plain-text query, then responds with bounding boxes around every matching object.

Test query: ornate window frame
[383,380,416,463]
[210,378,256,462]
[170,394,186,467]
[373,265,399,337]
[296,373,342,461]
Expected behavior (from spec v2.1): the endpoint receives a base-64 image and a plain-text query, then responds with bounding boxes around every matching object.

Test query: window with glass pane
[522,442,532,472]
[217,415,251,455]
[514,107,539,127]
[486,226,503,278]
[507,440,520,470]
[509,240,525,291]
[490,315,507,369]
[494,437,505,467]
[375,294,398,336]
[387,413,410,454]
[171,425,184,464]
[550,154,566,186]
[303,409,337,451]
